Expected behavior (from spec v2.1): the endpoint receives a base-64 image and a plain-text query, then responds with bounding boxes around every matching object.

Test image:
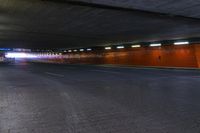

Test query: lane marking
[90,70,200,79]
[45,72,64,77]
[90,70,122,74]
[64,66,76,69]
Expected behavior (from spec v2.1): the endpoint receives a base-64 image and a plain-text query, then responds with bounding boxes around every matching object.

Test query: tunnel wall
[41,44,200,68]
[194,44,200,67]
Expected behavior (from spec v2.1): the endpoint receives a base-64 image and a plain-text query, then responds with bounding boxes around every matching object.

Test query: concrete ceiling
[0,0,200,48]
[76,0,200,18]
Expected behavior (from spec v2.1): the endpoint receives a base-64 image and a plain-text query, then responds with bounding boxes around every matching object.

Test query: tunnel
[1,1,200,133]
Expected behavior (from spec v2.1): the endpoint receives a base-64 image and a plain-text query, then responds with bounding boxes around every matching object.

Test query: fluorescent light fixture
[87,48,92,51]
[150,43,161,47]
[5,52,37,58]
[0,48,11,51]
[73,50,77,52]
[117,46,124,49]
[79,49,84,52]
[131,45,141,48]
[174,41,189,45]
[68,50,72,52]
[105,47,111,50]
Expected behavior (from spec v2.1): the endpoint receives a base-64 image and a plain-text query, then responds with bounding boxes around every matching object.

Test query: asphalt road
[1,63,200,133]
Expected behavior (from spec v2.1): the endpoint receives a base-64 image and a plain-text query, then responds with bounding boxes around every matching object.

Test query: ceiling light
[150,43,161,47]
[105,47,111,50]
[117,46,124,49]
[87,48,92,51]
[79,49,84,52]
[174,41,189,45]
[131,45,141,48]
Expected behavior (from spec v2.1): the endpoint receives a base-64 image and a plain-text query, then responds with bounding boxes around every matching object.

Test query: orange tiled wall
[44,44,200,68]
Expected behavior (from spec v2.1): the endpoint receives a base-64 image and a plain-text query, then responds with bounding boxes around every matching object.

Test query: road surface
[1,63,200,133]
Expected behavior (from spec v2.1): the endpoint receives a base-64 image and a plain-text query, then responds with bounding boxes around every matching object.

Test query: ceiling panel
[75,0,200,18]
[0,0,199,48]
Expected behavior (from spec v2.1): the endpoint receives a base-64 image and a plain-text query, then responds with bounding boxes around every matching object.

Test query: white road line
[65,67,76,69]
[45,72,64,77]
[90,70,122,74]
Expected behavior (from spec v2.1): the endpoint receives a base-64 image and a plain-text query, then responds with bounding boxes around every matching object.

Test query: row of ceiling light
[64,48,92,53]
[64,41,190,53]
[106,41,190,50]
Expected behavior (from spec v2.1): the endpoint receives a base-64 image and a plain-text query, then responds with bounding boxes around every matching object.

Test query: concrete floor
[1,63,200,133]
